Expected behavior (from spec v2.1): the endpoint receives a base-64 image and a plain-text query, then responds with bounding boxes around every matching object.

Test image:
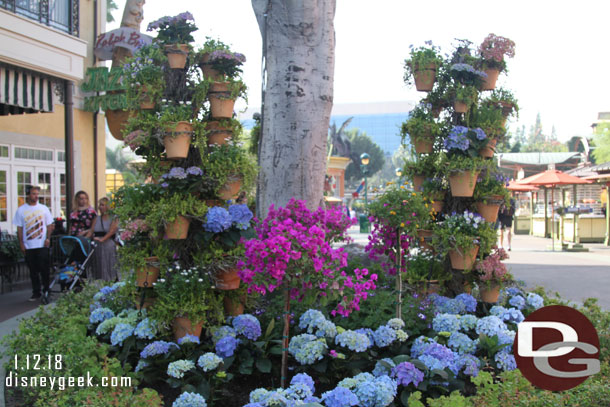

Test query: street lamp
[395,167,402,178]
[360,153,370,209]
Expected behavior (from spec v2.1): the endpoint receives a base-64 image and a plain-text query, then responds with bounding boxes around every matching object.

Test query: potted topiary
[158,104,194,160]
[473,165,511,223]
[400,103,442,154]
[404,41,443,91]
[443,126,488,197]
[478,33,516,90]
[475,247,511,302]
[150,264,224,339]
[122,45,167,110]
[147,12,198,69]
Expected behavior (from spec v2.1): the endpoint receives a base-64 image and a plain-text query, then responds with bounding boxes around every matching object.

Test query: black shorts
[499,215,513,229]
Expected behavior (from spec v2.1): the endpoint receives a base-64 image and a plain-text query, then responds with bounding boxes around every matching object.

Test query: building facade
[0,0,107,233]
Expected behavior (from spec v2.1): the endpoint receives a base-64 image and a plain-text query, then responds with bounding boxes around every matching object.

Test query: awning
[0,65,55,114]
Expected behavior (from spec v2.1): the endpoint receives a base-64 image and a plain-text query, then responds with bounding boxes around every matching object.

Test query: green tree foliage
[343,129,385,184]
[106,0,118,23]
[593,122,610,163]
[106,145,141,184]
[519,113,568,153]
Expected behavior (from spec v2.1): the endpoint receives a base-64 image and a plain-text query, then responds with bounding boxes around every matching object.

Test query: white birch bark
[252,0,336,216]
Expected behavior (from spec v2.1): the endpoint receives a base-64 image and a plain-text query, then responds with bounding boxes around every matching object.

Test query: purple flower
[229,204,253,230]
[216,335,238,358]
[232,314,261,340]
[161,182,169,188]
[474,128,487,140]
[204,207,232,233]
[391,362,424,387]
[290,373,315,393]
[168,167,187,179]
[186,166,203,176]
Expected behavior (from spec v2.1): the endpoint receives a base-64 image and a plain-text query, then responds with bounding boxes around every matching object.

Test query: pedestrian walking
[498,197,516,251]
[12,185,54,301]
[69,191,96,236]
[89,197,119,281]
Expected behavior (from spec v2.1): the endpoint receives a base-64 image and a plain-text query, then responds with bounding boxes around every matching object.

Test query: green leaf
[431,369,449,380]
[255,358,272,373]
[393,354,411,364]
[265,319,275,339]
[269,346,283,355]
[400,389,411,406]
[197,380,211,399]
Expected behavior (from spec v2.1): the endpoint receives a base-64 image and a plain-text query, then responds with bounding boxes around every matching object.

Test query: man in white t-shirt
[13,185,54,301]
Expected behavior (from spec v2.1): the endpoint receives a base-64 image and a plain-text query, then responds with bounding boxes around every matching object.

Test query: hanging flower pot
[480,283,500,303]
[479,138,497,158]
[416,229,434,252]
[475,195,504,223]
[136,257,159,287]
[219,176,242,200]
[165,215,191,240]
[412,174,426,192]
[430,192,445,214]
[206,121,233,146]
[163,121,193,160]
[449,170,480,197]
[164,44,189,69]
[454,101,469,113]
[448,245,479,270]
[214,268,241,290]
[223,296,245,316]
[209,82,236,119]
[412,63,437,92]
[198,52,223,81]
[139,86,155,110]
[413,133,435,154]
[481,68,500,91]
[172,317,203,341]
[204,199,224,208]
[105,109,130,141]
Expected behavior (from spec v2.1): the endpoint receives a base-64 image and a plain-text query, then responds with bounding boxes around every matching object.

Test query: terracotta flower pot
[223,296,245,316]
[448,246,479,270]
[165,215,190,240]
[454,101,469,113]
[164,44,189,69]
[136,257,159,287]
[219,177,242,200]
[172,317,203,341]
[206,121,233,146]
[431,200,444,214]
[198,52,223,81]
[412,174,426,192]
[412,63,437,92]
[479,138,497,158]
[475,195,504,223]
[480,283,500,303]
[413,134,435,154]
[105,109,130,141]
[449,170,480,197]
[481,68,500,91]
[215,268,241,290]
[416,229,434,252]
[163,121,193,160]
[463,282,473,294]
[430,192,445,214]
[209,97,236,119]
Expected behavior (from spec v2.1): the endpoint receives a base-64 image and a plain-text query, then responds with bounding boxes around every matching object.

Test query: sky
[106,0,610,146]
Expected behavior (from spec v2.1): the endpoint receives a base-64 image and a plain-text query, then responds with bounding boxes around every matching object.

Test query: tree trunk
[252,0,336,217]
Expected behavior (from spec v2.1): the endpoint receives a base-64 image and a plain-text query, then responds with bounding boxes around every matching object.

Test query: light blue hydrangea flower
[178,334,201,345]
[495,350,517,371]
[410,336,437,358]
[455,293,477,313]
[497,329,516,346]
[228,204,253,230]
[167,359,195,379]
[140,340,179,358]
[172,391,207,407]
[204,207,232,233]
[299,309,327,332]
[110,323,134,346]
[315,320,338,340]
[455,354,480,376]
[372,358,396,377]
[233,314,262,340]
[394,329,409,342]
[353,375,397,407]
[338,372,374,390]
[527,292,544,309]
[249,388,270,403]
[216,335,239,358]
[386,318,405,330]
[134,360,148,372]
[335,330,371,352]
[490,305,508,318]
[212,326,236,344]
[502,308,525,324]
[134,318,157,340]
[459,314,478,332]
[89,307,114,324]
[321,387,359,407]
[508,295,526,310]
[291,373,315,393]
[197,353,223,372]
[294,338,328,365]
[476,316,508,337]
[448,331,477,354]
[433,313,461,333]
[354,328,375,343]
[285,382,313,400]
[373,325,397,347]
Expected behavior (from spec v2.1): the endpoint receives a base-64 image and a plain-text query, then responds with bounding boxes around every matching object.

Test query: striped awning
[0,65,55,114]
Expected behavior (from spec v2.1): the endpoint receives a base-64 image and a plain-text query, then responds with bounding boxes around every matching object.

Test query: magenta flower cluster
[237,199,375,317]
[365,217,412,275]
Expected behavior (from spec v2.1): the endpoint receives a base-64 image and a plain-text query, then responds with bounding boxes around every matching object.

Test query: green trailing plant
[122,45,167,110]
[401,103,442,144]
[403,153,445,179]
[454,84,479,105]
[473,165,511,206]
[432,210,497,261]
[144,193,208,237]
[445,155,487,173]
[158,103,194,133]
[486,87,519,119]
[404,249,449,285]
[202,142,258,196]
[470,102,507,140]
[403,41,443,87]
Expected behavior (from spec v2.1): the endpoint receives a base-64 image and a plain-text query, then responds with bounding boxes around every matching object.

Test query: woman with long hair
[90,197,119,281]
[69,191,96,236]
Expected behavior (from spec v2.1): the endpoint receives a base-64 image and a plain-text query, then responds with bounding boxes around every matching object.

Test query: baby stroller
[44,236,97,304]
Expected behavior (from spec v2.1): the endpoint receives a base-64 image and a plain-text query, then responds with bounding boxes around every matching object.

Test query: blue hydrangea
[392,361,424,387]
[134,318,157,340]
[178,334,201,345]
[505,287,523,297]
[527,292,544,309]
[459,315,478,331]
[186,166,203,176]
[433,313,461,333]
[216,335,239,358]
[410,336,437,358]
[93,285,119,302]
[455,293,477,313]
[295,339,327,365]
[373,325,397,347]
[372,358,396,377]
[204,207,232,233]
[338,372,374,390]
[110,323,134,346]
[285,382,313,400]
[448,332,477,354]
[89,307,114,324]
[502,308,525,324]
[509,295,526,310]
[290,373,315,393]
[172,391,207,407]
[167,359,195,379]
[473,128,487,140]
[228,204,253,230]
[232,314,262,340]
[197,353,223,372]
[316,320,338,340]
[490,305,508,318]
[242,404,263,407]
[95,316,120,335]
[354,328,375,343]
[444,126,470,151]
[167,167,187,179]
[394,329,409,343]
[353,375,397,407]
[455,354,480,376]
[249,388,270,403]
[321,387,359,407]
[258,391,288,405]
[299,309,326,332]
[416,342,458,374]
[476,316,508,337]
[386,318,405,330]
[140,340,179,358]
[212,326,236,343]
[497,329,516,346]
[335,330,371,352]
[495,350,517,371]
[134,360,148,372]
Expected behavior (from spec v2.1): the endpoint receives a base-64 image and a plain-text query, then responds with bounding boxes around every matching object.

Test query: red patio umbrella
[517,169,591,250]
[507,180,539,192]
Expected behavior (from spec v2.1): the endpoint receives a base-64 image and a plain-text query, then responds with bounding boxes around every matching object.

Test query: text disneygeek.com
[5,372,132,391]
